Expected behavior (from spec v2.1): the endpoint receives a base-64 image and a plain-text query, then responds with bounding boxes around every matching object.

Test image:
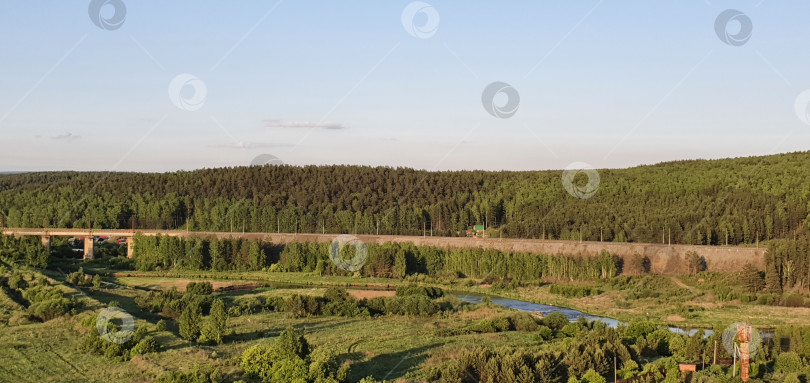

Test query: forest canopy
[1,151,809,245]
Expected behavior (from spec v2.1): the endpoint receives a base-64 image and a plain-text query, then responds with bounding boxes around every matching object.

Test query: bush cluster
[240,326,349,383]
[437,312,541,336]
[79,313,159,361]
[1,270,82,322]
[549,284,601,298]
[134,281,214,318]
[395,284,444,298]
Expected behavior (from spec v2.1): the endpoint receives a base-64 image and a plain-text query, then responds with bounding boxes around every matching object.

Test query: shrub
[781,293,806,307]
[624,319,657,340]
[92,274,102,290]
[22,284,63,303]
[713,286,736,301]
[580,369,607,383]
[549,284,601,298]
[156,364,222,383]
[66,268,86,286]
[626,288,660,300]
[323,287,350,302]
[131,335,159,355]
[395,284,444,299]
[240,326,347,383]
[322,299,367,317]
[756,293,776,305]
[8,272,27,290]
[510,312,541,331]
[185,281,213,295]
[284,294,321,318]
[560,323,581,337]
[535,325,553,341]
[543,312,570,331]
[79,313,160,361]
[774,352,803,374]
[28,298,72,321]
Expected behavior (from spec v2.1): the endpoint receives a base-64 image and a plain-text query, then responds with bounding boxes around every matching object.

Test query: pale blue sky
[1,1,809,172]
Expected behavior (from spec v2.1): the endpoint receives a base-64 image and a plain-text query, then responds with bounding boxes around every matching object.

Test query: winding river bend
[255,282,718,336]
[452,292,716,336]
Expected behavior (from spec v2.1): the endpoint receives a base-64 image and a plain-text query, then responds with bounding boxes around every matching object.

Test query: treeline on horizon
[131,234,619,283]
[1,151,809,246]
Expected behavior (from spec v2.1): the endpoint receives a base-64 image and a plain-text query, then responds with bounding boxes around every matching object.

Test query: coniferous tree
[199,298,226,344]
[209,238,227,272]
[248,241,265,271]
[742,263,765,293]
[765,260,782,293]
[179,299,202,341]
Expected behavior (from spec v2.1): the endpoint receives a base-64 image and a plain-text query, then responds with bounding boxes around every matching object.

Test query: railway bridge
[0,228,766,273]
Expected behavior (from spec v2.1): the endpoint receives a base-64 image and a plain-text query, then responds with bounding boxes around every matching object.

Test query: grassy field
[4,259,807,382]
[0,271,541,382]
[98,267,806,329]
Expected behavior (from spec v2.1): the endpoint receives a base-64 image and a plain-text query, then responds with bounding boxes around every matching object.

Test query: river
[453,292,716,336]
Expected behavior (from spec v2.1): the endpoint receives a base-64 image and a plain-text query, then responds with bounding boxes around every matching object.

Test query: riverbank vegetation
[4,259,810,382]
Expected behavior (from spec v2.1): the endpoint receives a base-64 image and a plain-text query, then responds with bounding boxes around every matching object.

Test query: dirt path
[669,276,699,294]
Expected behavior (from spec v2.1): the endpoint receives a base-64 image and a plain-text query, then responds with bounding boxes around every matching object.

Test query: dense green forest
[1,151,809,245]
[131,235,619,284]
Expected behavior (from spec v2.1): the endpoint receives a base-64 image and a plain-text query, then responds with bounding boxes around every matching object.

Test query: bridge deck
[0,228,765,273]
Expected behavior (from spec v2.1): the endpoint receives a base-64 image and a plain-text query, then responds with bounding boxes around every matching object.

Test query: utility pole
[277,217,280,233]
[713,339,718,365]
[662,228,665,244]
[376,221,379,236]
[668,228,671,246]
[600,228,603,242]
[430,221,432,237]
[423,222,425,237]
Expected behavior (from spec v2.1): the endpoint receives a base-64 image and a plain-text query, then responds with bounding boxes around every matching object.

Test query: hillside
[1,151,809,245]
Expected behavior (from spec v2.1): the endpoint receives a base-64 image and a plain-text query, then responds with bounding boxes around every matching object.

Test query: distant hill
[1,151,808,245]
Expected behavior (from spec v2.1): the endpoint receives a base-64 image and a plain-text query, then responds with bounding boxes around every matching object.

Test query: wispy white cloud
[51,132,80,140]
[209,142,292,149]
[263,119,346,130]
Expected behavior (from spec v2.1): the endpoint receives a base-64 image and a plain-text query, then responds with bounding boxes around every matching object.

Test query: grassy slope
[104,268,804,329]
[0,271,542,382]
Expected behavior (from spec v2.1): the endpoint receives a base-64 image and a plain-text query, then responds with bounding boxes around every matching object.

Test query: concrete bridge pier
[83,236,94,260]
[126,237,134,258]
[40,235,50,252]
